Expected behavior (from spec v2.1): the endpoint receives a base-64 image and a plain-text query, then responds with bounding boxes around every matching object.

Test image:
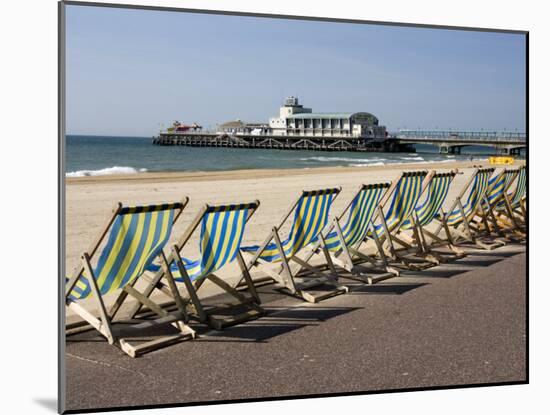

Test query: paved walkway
[64,244,526,412]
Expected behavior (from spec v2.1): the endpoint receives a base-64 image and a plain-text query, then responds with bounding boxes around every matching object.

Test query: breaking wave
[66,166,148,177]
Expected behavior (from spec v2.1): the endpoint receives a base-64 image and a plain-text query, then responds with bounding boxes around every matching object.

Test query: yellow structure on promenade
[489,156,515,165]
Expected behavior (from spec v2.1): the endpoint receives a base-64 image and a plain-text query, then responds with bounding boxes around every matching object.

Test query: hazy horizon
[66,5,526,137]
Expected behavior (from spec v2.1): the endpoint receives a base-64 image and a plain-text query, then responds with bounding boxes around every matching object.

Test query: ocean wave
[399,156,425,161]
[300,156,388,163]
[66,166,148,177]
[349,162,386,167]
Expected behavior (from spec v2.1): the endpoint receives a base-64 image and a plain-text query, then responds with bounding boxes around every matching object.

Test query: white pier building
[268,96,387,138]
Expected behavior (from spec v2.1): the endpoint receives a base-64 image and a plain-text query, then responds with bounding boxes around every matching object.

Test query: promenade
[65,243,526,412]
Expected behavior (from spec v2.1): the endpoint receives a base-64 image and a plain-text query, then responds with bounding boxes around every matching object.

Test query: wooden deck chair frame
[133,201,264,330]
[369,170,438,273]
[428,167,505,251]
[298,183,400,285]
[509,165,527,224]
[472,167,521,239]
[65,199,195,358]
[242,188,349,304]
[493,165,526,236]
[457,168,508,248]
[389,170,465,268]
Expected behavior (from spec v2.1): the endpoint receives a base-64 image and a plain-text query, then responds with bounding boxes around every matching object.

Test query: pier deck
[152,130,527,154]
[152,132,411,152]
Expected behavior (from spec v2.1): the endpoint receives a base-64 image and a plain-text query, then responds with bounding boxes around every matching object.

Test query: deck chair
[65,200,195,358]
[494,165,526,231]
[369,170,430,273]
[429,167,504,250]
[241,188,349,303]
[298,183,400,284]
[136,201,264,330]
[395,170,463,265]
[472,167,520,238]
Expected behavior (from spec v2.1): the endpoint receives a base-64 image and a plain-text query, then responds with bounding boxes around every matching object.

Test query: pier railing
[152,129,526,155]
[394,130,526,142]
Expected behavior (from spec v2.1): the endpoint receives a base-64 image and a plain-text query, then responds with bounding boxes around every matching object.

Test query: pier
[394,130,527,155]
[152,132,409,152]
[152,130,526,154]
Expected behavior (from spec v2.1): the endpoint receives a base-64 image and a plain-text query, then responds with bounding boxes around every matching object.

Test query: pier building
[219,120,270,135]
[268,96,387,138]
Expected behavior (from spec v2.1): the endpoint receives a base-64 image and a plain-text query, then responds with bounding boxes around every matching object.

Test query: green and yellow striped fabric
[444,168,494,227]
[68,203,182,301]
[373,172,427,237]
[164,203,257,281]
[323,184,389,253]
[241,189,340,262]
[400,172,454,230]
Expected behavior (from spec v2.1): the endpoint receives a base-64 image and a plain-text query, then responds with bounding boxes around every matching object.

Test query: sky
[65,5,526,136]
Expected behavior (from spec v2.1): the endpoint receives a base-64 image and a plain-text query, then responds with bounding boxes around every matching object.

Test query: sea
[65,135,525,177]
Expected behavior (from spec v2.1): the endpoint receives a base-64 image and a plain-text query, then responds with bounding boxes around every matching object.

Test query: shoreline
[65,159,523,185]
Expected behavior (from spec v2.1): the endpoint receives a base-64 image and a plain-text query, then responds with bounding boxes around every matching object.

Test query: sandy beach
[65,159,523,269]
[64,159,525,320]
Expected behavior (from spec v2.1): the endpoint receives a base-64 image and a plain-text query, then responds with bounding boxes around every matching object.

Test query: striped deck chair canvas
[369,171,429,268]
[241,188,348,303]
[299,183,400,284]
[474,168,520,236]
[65,199,195,358]
[495,165,526,229]
[430,167,504,250]
[395,170,463,265]
[136,202,264,330]
[508,165,526,220]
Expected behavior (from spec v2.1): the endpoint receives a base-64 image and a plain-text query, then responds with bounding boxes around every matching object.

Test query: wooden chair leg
[237,252,261,304]
[172,247,208,323]
[82,253,115,344]
[272,228,297,294]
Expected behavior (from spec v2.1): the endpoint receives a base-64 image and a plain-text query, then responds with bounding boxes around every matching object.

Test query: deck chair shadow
[395,170,464,266]
[241,188,349,303]
[65,200,195,358]
[298,183,401,284]
[136,201,264,330]
[428,167,504,250]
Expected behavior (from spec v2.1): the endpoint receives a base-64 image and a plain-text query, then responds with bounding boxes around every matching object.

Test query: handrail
[393,130,526,142]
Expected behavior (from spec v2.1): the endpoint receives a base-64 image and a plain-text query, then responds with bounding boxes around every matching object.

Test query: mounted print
[59,1,527,413]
